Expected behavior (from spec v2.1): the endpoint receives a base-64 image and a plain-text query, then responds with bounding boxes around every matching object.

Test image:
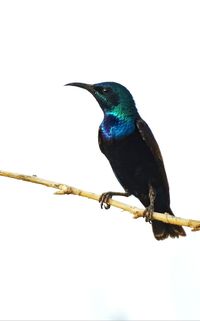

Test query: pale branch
[0,169,199,231]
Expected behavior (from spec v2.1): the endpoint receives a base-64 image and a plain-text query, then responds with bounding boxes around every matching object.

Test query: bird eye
[103,87,110,93]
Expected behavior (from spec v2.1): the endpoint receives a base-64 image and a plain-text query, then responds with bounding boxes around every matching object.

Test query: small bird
[66,82,186,240]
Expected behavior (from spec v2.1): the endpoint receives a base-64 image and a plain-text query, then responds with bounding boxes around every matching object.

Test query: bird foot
[143,205,154,223]
[99,192,113,209]
[99,191,130,209]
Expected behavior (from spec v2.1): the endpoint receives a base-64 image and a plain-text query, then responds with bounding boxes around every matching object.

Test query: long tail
[152,208,186,240]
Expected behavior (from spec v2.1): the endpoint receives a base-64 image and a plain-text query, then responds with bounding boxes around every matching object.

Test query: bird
[65,81,186,240]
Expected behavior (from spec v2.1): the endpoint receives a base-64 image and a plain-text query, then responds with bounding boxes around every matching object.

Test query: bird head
[65,82,137,118]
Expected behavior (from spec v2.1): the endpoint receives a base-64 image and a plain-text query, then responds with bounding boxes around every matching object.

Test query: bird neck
[100,112,136,140]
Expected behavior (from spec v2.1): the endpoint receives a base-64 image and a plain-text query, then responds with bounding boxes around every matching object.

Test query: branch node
[132,211,143,219]
[55,184,73,195]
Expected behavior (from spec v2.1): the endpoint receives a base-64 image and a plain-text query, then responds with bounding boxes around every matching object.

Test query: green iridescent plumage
[93,82,138,140]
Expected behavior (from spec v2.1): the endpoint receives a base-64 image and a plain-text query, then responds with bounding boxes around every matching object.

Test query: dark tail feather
[152,208,186,241]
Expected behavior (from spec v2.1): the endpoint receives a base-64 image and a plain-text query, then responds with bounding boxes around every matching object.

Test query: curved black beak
[65,82,95,94]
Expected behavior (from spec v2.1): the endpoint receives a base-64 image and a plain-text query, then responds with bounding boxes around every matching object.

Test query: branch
[0,169,199,231]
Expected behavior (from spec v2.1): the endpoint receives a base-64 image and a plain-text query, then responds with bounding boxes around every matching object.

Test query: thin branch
[0,169,199,231]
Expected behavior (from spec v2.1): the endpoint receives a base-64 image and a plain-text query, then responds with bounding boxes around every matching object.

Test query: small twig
[0,169,200,231]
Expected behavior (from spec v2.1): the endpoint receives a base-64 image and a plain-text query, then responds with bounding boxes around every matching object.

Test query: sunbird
[66,82,186,240]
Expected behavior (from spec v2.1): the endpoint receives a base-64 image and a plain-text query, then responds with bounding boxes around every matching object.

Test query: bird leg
[143,185,156,222]
[99,191,130,209]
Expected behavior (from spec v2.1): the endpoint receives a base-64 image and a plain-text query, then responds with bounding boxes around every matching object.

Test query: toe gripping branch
[99,191,130,209]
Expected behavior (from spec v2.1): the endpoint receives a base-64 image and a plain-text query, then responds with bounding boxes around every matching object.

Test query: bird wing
[98,128,104,153]
[136,117,169,190]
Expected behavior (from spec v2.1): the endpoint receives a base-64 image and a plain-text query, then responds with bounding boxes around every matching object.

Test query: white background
[0,0,200,320]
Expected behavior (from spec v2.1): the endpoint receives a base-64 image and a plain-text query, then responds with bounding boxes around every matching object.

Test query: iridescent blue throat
[100,113,135,140]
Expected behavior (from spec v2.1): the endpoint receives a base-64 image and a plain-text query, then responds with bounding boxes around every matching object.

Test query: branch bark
[0,169,199,231]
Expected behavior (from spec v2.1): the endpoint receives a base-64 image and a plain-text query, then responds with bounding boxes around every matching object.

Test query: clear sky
[0,0,200,320]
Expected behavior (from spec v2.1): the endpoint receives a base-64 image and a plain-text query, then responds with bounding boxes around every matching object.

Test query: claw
[99,191,130,210]
[143,204,154,223]
[99,192,113,209]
